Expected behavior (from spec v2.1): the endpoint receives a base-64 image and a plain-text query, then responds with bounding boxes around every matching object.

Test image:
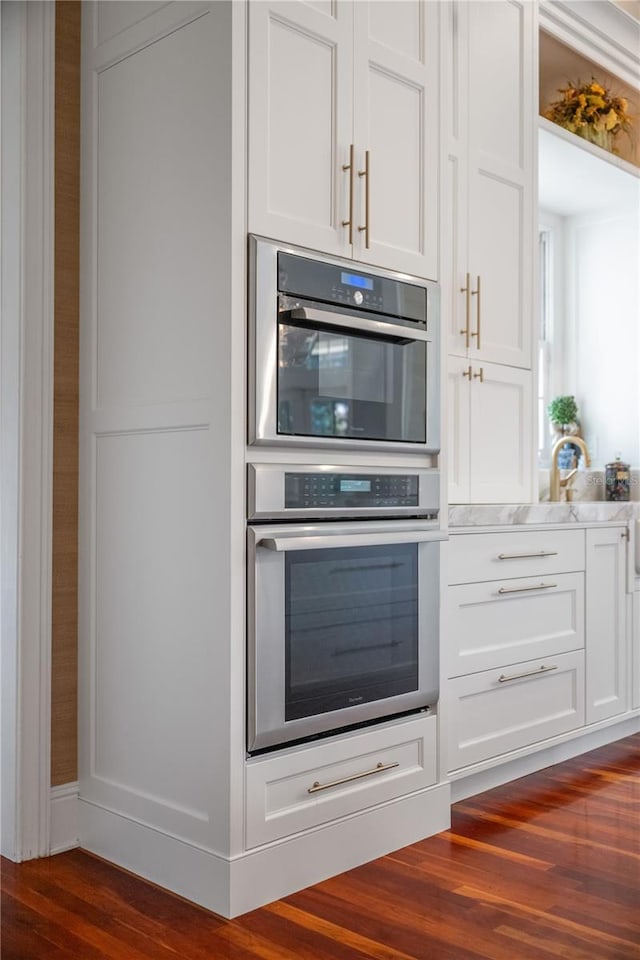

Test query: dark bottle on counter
[605,456,630,501]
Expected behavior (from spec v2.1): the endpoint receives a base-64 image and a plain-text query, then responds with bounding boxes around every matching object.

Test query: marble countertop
[448,501,640,527]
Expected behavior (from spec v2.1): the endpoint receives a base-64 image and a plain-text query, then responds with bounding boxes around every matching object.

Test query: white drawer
[245,714,437,848]
[447,650,585,771]
[449,529,585,584]
[447,571,585,677]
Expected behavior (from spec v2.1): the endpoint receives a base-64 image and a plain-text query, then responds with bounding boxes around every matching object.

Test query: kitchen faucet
[549,435,591,501]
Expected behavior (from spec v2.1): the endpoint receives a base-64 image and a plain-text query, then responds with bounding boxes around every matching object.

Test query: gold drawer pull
[497,582,557,595]
[342,143,355,245]
[498,664,558,683]
[308,760,399,794]
[460,272,471,349]
[357,149,371,249]
[471,274,481,348]
[497,551,559,560]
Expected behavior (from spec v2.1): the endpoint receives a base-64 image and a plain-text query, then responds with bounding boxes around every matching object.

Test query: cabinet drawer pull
[497,550,559,560]
[308,760,398,794]
[460,272,471,349]
[498,664,558,683]
[471,274,481,348]
[357,149,370,249]
[497,582,557,595]
[342,143,355,245]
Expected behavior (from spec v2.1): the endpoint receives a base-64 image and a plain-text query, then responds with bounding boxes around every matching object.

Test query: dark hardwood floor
[3,733,640,959]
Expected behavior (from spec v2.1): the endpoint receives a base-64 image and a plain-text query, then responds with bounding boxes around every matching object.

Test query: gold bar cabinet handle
[358,149,370,249]
[460,273,471,349]
[497,582,557,595]
[498,664,558,683]
[341,144,355,245]
[497,550,559,560]
[473,367,484,383]
[462,365,472,379]
[471,274,481,349]
[308,760,398,794]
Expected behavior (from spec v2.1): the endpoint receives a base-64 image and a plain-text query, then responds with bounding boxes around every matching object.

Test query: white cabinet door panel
[448,650,585,771]
[467,0,527,173]
[468,362,532,503]
[445,0,534,369]
[586,527,628,723]
[633,591,640,711]
[368,0,422,60]
[468,171,529,367]
[245,715,437,848]
[448,528,585,585]
[353,1,438,278]
[96,16,219,410]
[447,355,471,504]
[448,572,585,678]
[248,2,353,256]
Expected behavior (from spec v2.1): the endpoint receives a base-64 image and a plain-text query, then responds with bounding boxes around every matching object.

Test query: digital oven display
[340,271,373,290]
[339,479,371,493]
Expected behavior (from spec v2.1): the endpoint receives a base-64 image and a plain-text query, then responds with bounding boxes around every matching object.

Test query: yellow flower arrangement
[544,78,633,151]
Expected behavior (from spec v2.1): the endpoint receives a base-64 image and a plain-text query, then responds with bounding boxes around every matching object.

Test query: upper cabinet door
[248,1,354,257]
[466,0,535,368]
[446,0,535,367]
[352,1,439,279]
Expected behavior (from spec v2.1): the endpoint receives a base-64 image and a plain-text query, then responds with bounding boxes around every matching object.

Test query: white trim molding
[1,0,55,861]
[540,1,640,89]
[50,782,80,855]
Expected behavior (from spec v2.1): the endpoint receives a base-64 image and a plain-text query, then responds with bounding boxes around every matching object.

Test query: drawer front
[447,572,585,677]
[447,650,585,771]
[449,529,585,585]
[245,714,437,848]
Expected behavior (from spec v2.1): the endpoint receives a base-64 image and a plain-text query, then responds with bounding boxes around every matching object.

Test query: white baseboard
[50,782,79,854]
[79,782,451,918]
[449,714,640,803]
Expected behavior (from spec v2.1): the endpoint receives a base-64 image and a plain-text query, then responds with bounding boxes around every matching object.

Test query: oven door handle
[258,530,447,552]
[281,306,430,344]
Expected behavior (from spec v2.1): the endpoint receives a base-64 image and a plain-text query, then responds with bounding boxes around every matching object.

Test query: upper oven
[248,236,440,453]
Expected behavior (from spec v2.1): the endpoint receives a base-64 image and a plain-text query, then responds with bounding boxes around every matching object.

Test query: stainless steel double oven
[247,237,442,754]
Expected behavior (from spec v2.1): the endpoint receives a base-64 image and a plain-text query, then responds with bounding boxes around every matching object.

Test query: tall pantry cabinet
[442,1,537,503]
[77,0,450,920]
[78,0,249,917]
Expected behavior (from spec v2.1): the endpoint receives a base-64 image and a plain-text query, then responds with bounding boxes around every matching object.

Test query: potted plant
[543,79,633,154]
[548,395,579,435]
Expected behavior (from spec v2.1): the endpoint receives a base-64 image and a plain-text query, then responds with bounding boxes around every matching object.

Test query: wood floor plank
[2,733,640,960]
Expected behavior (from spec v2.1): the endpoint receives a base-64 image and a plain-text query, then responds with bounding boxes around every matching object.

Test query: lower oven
[246,463,444,753]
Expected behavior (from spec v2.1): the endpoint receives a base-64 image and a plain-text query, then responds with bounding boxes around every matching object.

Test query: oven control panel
[285,472,418,509]
[247,463,440,521]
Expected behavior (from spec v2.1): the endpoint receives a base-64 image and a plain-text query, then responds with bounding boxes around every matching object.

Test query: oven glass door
[277,321,427,444]
[248,523,441,752]
[285,543,418,719]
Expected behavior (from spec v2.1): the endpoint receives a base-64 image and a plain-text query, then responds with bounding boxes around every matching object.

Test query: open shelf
[539,116,640,217]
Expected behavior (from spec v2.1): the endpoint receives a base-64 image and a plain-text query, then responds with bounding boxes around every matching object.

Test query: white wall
[566,209,640,468]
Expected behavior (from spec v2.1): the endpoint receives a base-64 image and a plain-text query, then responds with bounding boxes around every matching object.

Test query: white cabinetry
[447,356,532,504]
[245,714,436,848]
[446,529,586,771]
[585,526,628,723]
[442,1,536,503]
[447,524,638,776]
[79,2,449,918]
[443,0,535,367]
[633,590,640,711]
[248,0,439,279]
